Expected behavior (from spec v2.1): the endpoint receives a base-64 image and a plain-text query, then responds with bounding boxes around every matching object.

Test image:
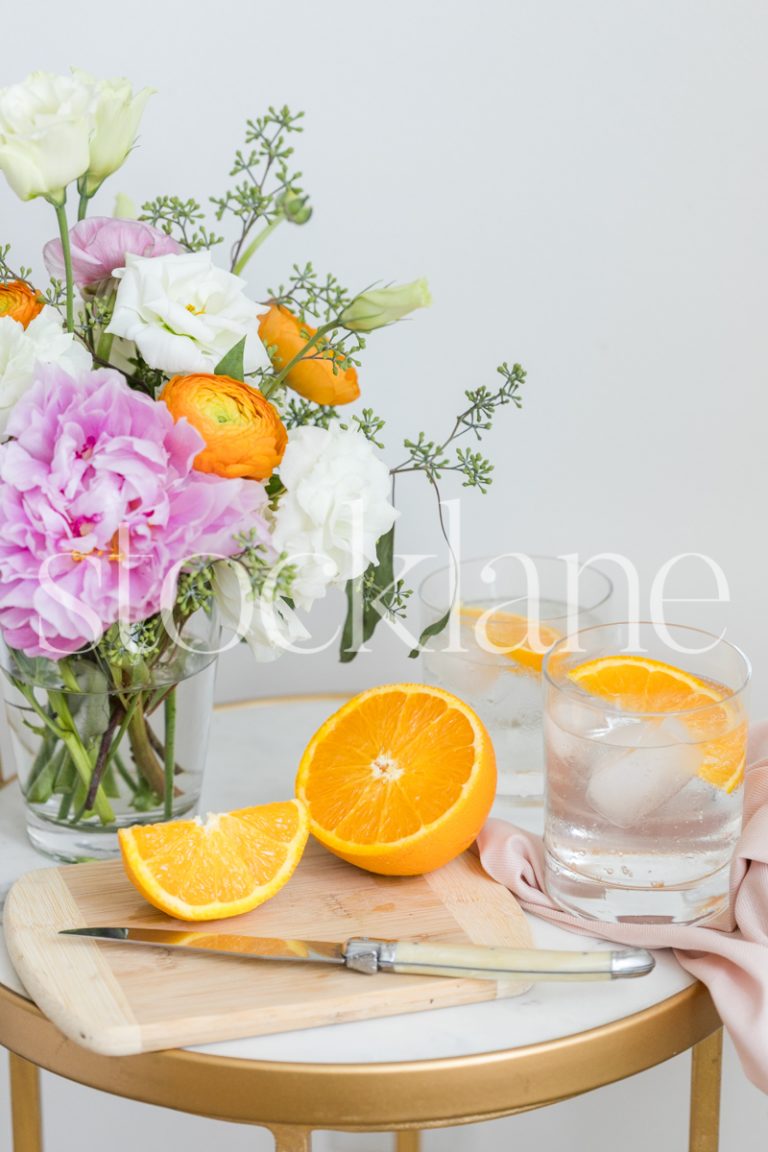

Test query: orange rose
[0,281,44,329]
[258,304,360,406]
[162,374,288,481]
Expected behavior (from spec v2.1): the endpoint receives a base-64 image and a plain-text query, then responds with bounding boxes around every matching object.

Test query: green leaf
[265,474,286,500]
[339,578,364,664]
[408,609,451,659]
[214,337,247,381]
[339,526,395,663]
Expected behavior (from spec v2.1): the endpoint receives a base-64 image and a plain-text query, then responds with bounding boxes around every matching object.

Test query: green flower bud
[113,192,138,219]
[340,279,431,333]
[280,188,312,225]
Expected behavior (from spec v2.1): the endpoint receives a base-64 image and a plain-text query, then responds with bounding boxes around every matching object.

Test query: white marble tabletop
[0,695,693,1065]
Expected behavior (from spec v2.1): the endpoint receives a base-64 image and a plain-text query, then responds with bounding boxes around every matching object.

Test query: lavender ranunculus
[43,217,182,289]
[0,366,271,658]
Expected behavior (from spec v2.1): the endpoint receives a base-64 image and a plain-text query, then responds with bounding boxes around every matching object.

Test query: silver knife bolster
[343,939,654,981]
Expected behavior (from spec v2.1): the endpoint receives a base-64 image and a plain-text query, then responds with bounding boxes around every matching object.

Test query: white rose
[272,425,399,608]
[72,70,153,196]
[213,559,310,662]
[0,309,92,432]
[106,252,270,374]
[0,71,92,203]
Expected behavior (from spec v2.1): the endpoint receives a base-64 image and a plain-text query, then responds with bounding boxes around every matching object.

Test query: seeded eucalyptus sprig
[268,262,354,323]
[212,107,311,276]
[391,362,525,492]
[0,244,66,309]
[227,532,297,625]
[43,278,66,309]
[281,397,341,429]
[341,407,387,449]
[0,244,34,287]
[75,292,114,355]
[174,565,217,618]
[139,195,224,253]
[339,363,526,662]
[141,111,311,276]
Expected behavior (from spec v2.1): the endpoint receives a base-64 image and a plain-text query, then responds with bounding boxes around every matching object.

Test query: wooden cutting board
[5,841,532,1055]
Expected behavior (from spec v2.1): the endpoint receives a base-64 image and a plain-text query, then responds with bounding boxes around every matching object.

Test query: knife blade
[59,927,655,981]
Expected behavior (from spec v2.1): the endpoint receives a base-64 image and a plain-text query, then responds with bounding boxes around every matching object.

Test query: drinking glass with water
[543,622,749,924]
[419,555,613,805]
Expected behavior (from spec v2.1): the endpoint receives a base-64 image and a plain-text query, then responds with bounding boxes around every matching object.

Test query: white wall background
[2,1,768,1148]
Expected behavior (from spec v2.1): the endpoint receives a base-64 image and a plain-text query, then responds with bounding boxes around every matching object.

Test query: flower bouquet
[0,69,524,861]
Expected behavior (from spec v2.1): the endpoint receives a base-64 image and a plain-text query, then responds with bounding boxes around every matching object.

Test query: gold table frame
[3,982,723,1152]
[1,693,725,1151]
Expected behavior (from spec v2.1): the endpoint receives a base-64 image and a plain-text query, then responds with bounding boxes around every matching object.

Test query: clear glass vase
[1,609,219,863]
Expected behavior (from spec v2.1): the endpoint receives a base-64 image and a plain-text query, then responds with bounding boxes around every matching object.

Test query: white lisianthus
[0,72,92,203]
[271,425,399,608]
[213,559,311,662]
[106,252,270,374]
[0,310,92,432]
[73,70,153,197]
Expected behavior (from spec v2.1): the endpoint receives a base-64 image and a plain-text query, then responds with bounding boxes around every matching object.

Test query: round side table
[0,696,724,1152]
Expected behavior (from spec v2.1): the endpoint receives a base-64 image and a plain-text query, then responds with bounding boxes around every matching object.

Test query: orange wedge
[118,800,309,921]
[459,605,561,672]
[295,684,496,876]
[568,655,746,793]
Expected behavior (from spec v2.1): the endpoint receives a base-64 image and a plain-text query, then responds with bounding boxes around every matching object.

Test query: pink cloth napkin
[476,721,768,1093]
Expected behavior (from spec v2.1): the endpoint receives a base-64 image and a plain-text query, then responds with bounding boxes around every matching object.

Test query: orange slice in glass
[295,683,496,875]
[567,655,746,793]
[459,605,562,672]
[118,800,309,921]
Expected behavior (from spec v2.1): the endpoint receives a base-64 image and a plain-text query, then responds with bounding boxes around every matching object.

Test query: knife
[59,927,654,981]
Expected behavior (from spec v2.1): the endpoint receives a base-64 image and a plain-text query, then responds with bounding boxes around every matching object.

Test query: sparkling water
[544,697,744,923]
[422,598,597,803]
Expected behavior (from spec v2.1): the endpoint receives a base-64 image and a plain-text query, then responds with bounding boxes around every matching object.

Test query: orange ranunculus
[258,304,360,406]
[0,281,44,329]
[162,374,288,481]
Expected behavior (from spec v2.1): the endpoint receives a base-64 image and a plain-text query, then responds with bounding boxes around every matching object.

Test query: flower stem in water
[163,688,177,820]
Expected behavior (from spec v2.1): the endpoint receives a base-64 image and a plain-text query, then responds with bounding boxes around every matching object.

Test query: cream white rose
[0,71,92,202]
[271,425,399,608]
[0,309,92,432]
[73,70,153,196]
[106,251,269,374]
[213,558,310,662]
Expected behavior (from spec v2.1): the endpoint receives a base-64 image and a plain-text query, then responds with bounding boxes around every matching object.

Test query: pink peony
[0,366,271,658]
[43,217,182,290]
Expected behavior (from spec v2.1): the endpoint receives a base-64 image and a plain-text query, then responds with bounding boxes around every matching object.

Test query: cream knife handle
[345,940,654,981]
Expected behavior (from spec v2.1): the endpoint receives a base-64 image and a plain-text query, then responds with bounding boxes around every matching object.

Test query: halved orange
[459,605,561,672]
[568,655,746,793]
[295,684,496,876]
[118,800,309,921]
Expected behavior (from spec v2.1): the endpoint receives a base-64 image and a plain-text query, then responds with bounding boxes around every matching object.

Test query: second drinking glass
[419,554,613,804]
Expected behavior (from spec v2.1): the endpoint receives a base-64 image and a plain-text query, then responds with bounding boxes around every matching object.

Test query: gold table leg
[689,1027,723,1152]
[395,1133,422,1152]
[9,1053,43,1152]
[269,1125,312,1152]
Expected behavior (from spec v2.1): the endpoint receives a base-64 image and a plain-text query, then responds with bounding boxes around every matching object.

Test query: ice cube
[597,716,695,749]
[586,725,701,829]
[592,714,647,746]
